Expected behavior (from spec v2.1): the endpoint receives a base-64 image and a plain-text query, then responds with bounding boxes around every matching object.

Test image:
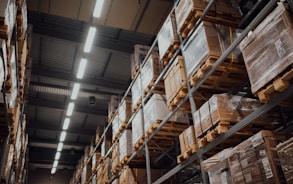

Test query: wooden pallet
[168,84,188,111]
[177,144,197,163]
[189,56,247,91]
[179,9,240,39]
[133,136,145,151]
[131,64,140,80]
[120,155,131,166]
[256,64,293,103]
[143,80,165,97]
[145,120,189,142]
[132,98,142,113]
[161,40,180,66]
[0,25,9,40]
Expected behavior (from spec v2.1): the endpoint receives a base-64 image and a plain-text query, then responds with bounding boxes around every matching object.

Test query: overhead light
[59,131,67,142]
[84,27,96,53]
[63,118,70,130]
[66,102,75,116]
[55,152,61,160]
[53,160,59,168]
[71,83,80,100]
[51,167,57,174]
[57,143,63,152]
[93,0,104,18]
[77,58,87,79]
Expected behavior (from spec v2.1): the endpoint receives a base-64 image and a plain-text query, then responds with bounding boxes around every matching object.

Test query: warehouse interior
[1,0,293,183]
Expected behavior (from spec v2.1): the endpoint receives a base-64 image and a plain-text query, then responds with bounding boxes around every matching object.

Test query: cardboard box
[179,125,197,154]
[276,137,293,183]
[132,109,144,147]
[182,21,241,79]
[118,99,132,124]
[240,3,293,94]
[0,0,16,46]
[164,56,187,107]
[119,129,132,162]
[140,53,162,92]
[193,94,265,138]
[228,131,288,184]
[108,95,119,120]
[131,74,142,111]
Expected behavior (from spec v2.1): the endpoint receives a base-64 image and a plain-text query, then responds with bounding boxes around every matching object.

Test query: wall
[28,168,73,184]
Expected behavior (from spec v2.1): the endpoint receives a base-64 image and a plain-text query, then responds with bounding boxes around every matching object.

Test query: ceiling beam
[31,66,128,92]
[28,122,96,137]
[27,11,155,54]
[28,139,86,150]
[29,163,75,170]
[28,96,108,116]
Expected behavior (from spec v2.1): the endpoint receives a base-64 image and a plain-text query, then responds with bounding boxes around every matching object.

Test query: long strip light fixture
[84,27,96,53]
[93,0,104,18]
[51,0,105,174]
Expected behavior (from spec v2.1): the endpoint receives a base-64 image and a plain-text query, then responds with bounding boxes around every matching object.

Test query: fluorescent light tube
[51,167,56,174]
[53,160,58,168]
[66,102,75,116]
[63,118,70,130]
[71,83,80,100]
[93,0,105,18]
[77,58,87,79]
[57,142,63,152]
[59,131,67,142]
[84,27,96,53]
[55,152,61,160]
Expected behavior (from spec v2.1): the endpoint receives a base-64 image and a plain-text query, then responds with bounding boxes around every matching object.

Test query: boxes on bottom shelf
[203,131,290,184]
[81,164,91,184]
[276,137,293,183]
[240,3,293,103]
[119,166,167,184]
[202,148,233,184]
[1,144,14,184]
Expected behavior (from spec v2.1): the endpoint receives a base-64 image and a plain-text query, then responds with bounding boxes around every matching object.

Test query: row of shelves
[0,0,32,183]
[71,0,293,183]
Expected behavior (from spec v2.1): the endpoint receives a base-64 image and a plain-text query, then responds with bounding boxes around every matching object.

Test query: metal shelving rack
[83,0,293,183]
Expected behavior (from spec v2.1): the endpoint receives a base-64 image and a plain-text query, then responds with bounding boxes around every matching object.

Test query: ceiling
[26,0,174,173]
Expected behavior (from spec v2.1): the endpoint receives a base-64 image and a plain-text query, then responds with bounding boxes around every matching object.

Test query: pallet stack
[0,0,30,183]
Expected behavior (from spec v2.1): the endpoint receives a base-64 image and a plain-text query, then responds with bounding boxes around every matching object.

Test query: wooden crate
[193,94,276,148]
[240,3,293,103]
[175,0,241,38]
[157,13,180,65]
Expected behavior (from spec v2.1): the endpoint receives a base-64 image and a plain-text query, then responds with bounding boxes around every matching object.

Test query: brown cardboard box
[276,137,293,183]
[240,3,293,94]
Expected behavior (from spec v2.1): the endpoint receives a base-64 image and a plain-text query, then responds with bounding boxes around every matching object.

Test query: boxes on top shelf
[157,13,180,65]
[175,0,241,38]
[0,0,16,48]
[130,44,159,80]
[182,21,246,92]
[193,94,277,148]
[143,94,189,140]
[240,3,293,103]
[276,137,293,183]
[108,95,120,121]
[202,148,233,184]
[16,0,27,40]
[140,53,164,96]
